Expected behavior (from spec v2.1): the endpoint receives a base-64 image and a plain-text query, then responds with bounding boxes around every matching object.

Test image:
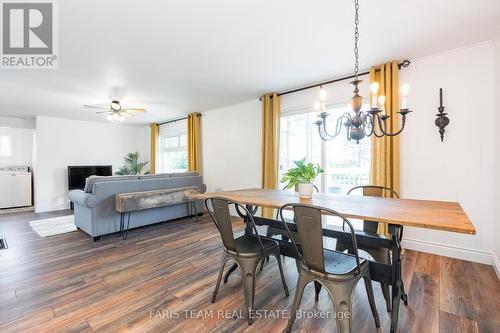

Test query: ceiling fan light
[110,100,121,111]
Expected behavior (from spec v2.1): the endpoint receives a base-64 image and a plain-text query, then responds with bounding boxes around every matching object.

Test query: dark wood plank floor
[0,211,499,333]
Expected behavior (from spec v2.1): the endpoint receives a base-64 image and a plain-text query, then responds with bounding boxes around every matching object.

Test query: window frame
[158,120,188,173]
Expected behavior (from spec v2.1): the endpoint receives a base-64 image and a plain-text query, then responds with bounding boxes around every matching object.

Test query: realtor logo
[1,0,57,69]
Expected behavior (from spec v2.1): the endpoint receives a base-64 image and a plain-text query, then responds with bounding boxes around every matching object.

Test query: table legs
[186,200,199,222]
[119,212,131,240]
[389,224,408,333]
[0,236,7,249]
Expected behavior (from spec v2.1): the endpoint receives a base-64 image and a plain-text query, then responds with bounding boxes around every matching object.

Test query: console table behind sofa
[116,185,203,239]
[68,173,206,240]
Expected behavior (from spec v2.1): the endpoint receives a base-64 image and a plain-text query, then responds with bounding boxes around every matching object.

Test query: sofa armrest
[68,190,96,208]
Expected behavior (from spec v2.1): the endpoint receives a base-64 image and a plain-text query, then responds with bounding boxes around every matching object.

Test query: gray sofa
[68,172,206,239]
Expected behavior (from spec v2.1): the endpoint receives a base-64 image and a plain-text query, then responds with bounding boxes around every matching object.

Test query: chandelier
[314,0,412,143]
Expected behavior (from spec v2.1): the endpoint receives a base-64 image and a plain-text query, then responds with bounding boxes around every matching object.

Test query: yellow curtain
[150,123,159,174]
[187,113,201,172]
[369,61,400,237]
[262,93,281,218]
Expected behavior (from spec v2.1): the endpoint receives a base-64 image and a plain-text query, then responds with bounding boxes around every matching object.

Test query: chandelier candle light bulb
[319,86,327,101]
[370,82,379,109]
[401,84,410,109]
[378,95,386,111]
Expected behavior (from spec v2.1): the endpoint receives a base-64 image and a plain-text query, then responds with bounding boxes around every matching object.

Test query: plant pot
[298,183,314,199]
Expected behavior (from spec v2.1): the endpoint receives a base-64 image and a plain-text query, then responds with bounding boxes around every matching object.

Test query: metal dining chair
[335,185,399,312]
[279,203,380,333]
[205,197,289,325]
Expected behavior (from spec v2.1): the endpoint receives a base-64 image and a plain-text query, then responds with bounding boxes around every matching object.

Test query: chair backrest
[205,196,265,254]
[279,203,361,275]
[347,185,399,233]
[347,185,399,198]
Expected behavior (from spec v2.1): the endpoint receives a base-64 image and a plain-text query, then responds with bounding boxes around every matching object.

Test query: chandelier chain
[354,0,360,81]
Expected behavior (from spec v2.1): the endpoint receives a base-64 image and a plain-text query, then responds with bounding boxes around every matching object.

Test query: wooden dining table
[191,188,475,333]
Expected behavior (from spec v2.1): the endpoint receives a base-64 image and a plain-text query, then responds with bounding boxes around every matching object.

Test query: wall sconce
[435,88,449,142]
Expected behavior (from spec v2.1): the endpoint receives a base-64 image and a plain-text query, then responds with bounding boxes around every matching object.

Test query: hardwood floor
[0,211,499,332]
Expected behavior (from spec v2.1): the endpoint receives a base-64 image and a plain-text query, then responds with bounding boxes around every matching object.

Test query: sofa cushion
[84,175,139,193]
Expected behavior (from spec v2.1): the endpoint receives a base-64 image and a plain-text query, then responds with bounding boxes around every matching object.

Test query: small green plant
[115,152,150,175]
[280,158,324,190]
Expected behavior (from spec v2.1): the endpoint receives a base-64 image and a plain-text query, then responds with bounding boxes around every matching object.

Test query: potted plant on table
[280,158,324,199]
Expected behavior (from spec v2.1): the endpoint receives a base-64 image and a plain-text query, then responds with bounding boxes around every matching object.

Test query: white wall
[35,116,149,212]
[0,126,34,168]
[494,33,500,275]
[398,42,495,264]
[201,100,262,192]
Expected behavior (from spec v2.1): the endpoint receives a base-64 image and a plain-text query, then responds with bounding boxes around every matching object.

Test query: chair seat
[233,235,279,256]
[324,249,367,275]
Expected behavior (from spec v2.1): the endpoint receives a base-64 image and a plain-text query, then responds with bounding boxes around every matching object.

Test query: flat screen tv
[67,165,112,190]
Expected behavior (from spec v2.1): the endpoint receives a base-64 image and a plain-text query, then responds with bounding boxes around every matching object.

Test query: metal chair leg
[284,271,309,333]
[223,262,238,284]
[212,253,230,303]
[271,253,289,297]
[363,275,381,327]
[236,257,260,325]
[338,243,394,312]
[324,280,356,333]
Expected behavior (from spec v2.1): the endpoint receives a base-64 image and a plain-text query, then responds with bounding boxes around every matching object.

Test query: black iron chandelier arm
[368,113,387,138]
[319,113,350,140]
[375,113,408,137]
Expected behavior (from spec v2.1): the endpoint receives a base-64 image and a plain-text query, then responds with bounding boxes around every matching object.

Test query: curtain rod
[157,113,201,126]
[265,59,411,99]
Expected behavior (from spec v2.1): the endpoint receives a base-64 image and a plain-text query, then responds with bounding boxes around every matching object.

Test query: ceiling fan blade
[124,111,136,116]
[83,104,110,111]
[122,108,146,113]
[96,111,112,114]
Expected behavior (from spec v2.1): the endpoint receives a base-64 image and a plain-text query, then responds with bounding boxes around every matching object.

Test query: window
[280,104,371,194]
[279,104,371,228]
[158,120,188,173]
[0,135,12,156]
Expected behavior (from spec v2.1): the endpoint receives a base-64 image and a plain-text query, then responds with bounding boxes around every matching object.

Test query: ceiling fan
[83,100,146,122]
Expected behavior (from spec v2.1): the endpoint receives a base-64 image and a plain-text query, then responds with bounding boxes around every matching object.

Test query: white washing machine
[0,166,32,209]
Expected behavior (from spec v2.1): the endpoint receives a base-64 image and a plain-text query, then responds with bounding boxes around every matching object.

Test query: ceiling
[1,0,499,125]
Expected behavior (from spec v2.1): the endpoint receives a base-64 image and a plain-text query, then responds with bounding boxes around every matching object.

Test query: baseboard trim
[402,238,494,266]
[493,253,500,280]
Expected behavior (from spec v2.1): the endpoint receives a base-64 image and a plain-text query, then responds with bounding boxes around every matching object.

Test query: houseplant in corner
[280,158,324,199]
[115,152,150,175]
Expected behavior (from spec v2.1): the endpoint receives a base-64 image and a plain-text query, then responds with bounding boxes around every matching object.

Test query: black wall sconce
[435,88,449,142]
